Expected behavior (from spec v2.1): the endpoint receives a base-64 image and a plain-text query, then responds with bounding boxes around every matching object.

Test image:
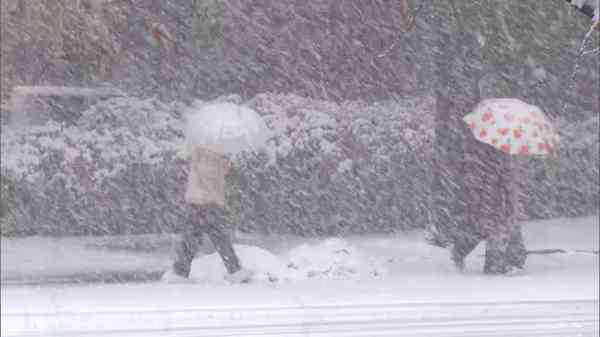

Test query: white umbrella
[185,102,271,156]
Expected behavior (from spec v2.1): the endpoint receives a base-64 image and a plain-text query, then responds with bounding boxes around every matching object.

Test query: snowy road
[2,298,598,337]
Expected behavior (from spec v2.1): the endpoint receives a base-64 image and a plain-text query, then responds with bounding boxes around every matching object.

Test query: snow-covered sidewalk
[0,234,177,285]
[1,216,598,285]
[1,216,598,336]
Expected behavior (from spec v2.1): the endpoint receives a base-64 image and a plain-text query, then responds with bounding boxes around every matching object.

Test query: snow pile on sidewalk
[286,238,387,279]
[189,238,388,284]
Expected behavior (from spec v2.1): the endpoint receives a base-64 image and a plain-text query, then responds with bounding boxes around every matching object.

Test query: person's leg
[172,206,204,278]
[505,157,526,270]
[173,234,200,277]
[483,221,510,274]
[505,224,527,269]
[204,205,242,275]
[451,233,481,270]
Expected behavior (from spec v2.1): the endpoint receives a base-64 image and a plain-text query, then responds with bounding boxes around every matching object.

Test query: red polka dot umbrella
[463,98,560,156]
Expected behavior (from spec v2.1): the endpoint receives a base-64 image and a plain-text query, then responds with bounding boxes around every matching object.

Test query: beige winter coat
[184,148,231,206]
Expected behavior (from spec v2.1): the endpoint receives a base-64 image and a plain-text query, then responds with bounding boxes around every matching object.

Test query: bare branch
[564,0,598,20]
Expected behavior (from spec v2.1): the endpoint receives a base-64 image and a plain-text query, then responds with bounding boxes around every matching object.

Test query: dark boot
[506,226,527,269]
[451,234,481,270]
[484,235,509,274]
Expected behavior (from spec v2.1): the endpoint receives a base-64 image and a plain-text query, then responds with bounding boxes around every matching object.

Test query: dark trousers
[451,223,527,274]
[450,139,527,274]
[173,204,241,277]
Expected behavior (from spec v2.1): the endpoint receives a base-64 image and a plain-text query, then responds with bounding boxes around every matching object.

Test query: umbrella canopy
[463,98,560,155]
[185,102,271,156]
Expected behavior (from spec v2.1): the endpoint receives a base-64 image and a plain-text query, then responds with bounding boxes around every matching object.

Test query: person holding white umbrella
[164,102,270,281]
[445,98,559,274]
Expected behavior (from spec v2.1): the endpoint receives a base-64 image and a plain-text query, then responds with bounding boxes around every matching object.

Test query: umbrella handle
[509,156,520,226]
[239,106,260,156]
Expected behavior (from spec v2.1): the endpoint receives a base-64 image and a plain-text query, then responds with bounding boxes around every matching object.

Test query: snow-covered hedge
[231,93,436,235]
[1,94,434,235]
[1,94,597,236]
[522,115,600,218]
[1,97,188,235]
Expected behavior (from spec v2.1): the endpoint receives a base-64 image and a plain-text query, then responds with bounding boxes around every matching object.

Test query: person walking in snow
[460,99,558,274]
[427,139,527,275]
[454,138,527,274]
[165,101,270,281]
[428,98,559,274]
[171,146,242,278]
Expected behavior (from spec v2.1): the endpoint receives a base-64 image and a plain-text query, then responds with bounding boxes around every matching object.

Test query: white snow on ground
[188,216,599,284]
[1,216,597,284]
[3,216,596,285]
[524,216,599,250]
[0,235,176,282]
[189,237,389,283]
[2,286,597,337]
[2,251,598,336]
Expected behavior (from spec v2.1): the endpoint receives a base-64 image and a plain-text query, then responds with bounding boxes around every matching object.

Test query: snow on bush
[229,93,436,235]
[251,93,434,160]
[522,115,600,218]
[0,93,436,235]
[2,97,185,187]
[0,94,597,236]
[1,97,187,235]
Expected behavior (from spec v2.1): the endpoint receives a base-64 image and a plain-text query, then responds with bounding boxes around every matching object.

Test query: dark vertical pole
[431,0,471,248]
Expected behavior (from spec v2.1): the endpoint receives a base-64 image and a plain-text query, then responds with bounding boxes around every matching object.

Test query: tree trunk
[431,0,482,253]
[431,0,526,272]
